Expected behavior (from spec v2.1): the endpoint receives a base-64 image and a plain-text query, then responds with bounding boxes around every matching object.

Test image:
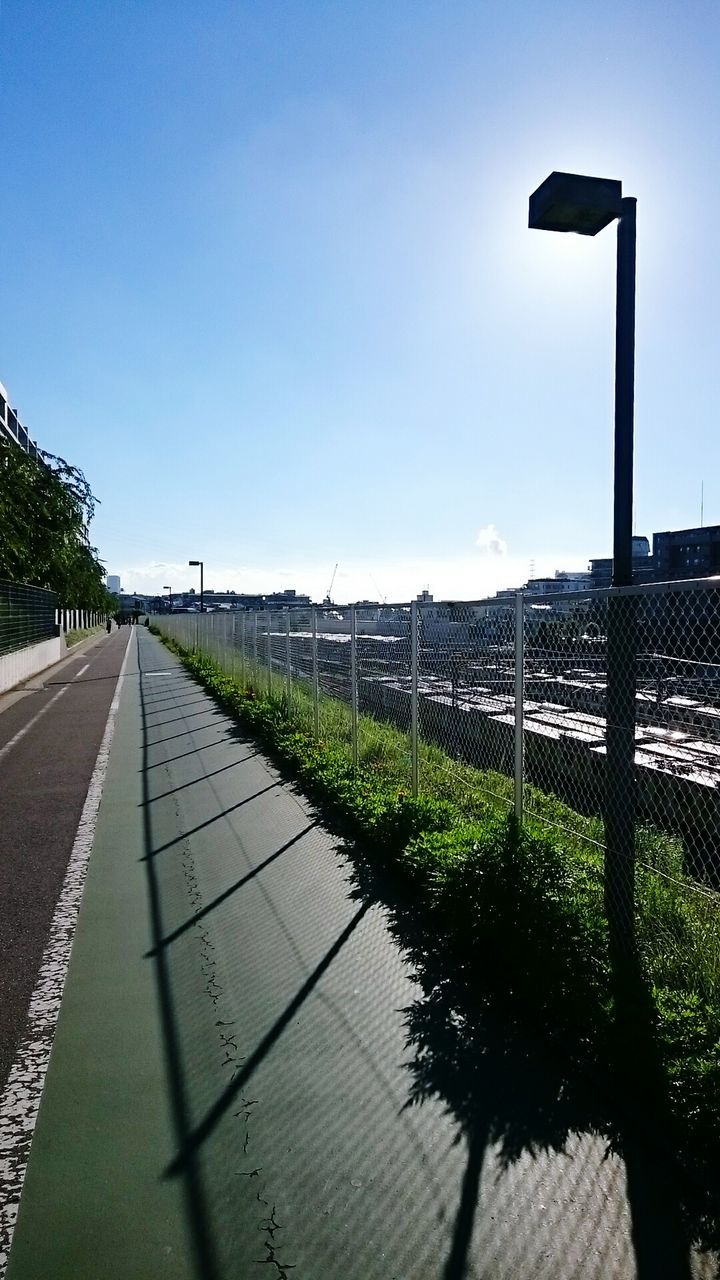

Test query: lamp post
[189,560,204,613]
[529,171,637,958]
[163,585,172,613]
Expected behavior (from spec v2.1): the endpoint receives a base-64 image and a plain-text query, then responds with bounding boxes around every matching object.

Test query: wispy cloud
[476,523,507,556]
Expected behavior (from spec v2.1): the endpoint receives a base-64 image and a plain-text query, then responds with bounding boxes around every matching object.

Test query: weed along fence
[153,578,720,971]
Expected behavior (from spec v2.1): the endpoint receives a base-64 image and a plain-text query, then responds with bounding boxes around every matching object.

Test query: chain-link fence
[154,578,720,995]
[0,579,58,656]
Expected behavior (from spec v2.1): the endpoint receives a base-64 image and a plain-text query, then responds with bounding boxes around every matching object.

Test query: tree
[0,436,114,609]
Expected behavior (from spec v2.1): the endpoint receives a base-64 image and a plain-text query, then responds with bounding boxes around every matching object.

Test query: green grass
[152,626,720,1254]
[65,625,104,647]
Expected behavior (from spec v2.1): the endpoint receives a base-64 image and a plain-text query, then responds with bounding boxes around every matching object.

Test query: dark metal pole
[612,198,636,587]
[200,562,204,614]
[605,196,637,958]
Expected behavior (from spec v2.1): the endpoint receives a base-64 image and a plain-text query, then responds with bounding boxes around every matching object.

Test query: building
[589,536,653,589]
[496,570,592,608]
[589,527,720,588]
[524,570,592,597]
[156,588,313,612]
[653,526,720,580]
[0,379,40,457]
[106,575,122,595]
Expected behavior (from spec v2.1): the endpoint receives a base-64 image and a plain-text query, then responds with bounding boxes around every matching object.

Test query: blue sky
[2,0,719,602]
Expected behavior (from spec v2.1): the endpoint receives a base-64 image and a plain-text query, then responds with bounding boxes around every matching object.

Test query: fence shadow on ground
[342,842,715,1280]
[138,640,222,1280]
[137,633,718,1280]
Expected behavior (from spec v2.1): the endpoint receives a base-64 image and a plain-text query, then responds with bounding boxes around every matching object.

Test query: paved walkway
[0,627,131,1093]
[2,630,713,1278]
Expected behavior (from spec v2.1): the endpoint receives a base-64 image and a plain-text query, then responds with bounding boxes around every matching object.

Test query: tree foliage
[0,436,114,608]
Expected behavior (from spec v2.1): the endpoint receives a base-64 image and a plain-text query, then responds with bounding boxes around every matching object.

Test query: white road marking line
[0,630,133,1275]
[0,662,91,765]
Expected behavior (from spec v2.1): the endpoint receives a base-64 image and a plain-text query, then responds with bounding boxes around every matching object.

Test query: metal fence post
[253,611,258,672]
[266,610,272,697]
[411,600,419,797]
[312,606,320,736]
[514,592,525,823]
[240,612,246,687]
[350,605,358,768]
[285,611,292,707]
[605,590,637,955]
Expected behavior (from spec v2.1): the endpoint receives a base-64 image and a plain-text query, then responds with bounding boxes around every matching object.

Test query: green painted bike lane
[8,627,695,1280]
[5,632,200,1280]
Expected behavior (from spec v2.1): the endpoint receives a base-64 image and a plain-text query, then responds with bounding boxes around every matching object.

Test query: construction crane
[323,563,338,606]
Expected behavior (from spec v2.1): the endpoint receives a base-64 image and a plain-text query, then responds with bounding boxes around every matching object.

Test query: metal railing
[153,577,720,989]
[0,580,58,656]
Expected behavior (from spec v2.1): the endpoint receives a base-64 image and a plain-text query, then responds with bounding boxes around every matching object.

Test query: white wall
[0,636,64,694]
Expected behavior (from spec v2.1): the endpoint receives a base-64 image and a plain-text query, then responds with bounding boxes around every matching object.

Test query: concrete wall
[0,636,63,695]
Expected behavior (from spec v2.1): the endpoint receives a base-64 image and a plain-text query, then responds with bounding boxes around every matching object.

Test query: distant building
[588,527,720,588]
[107,575,122,595]
[525,571,592,597]
[653,526,720,580]
[162,588,312,612]
[352,600,382,621]
[589,536,653,589]
[496,570,592,605]
[0,378,40,457]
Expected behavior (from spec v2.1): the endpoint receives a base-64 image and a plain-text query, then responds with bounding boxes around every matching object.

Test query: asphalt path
[4,629,716,1279]
[0,627,131,1092]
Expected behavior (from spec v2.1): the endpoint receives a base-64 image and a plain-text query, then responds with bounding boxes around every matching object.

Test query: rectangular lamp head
[529,171,623,235]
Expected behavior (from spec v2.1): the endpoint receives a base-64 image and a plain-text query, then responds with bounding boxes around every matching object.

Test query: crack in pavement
[168,775,297,1275]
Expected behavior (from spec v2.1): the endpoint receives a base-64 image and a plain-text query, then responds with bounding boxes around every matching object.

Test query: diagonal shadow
[140,674,188,686]
[140,782,281,860]
[141,687,192,704]
[143,699,207,715]
[141,758,258,806]
[164,899,372,1179]
[145,722,225,748]
[341,832,702,1280]
[146,822,318,955]
[138,631,711,1275]
[143,708,220,730]
[45,672,122,685]
[143,743,257,771]
[137,631,221,1280]
[143,690,208,706]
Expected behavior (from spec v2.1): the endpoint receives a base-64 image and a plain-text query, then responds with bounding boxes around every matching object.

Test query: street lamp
[529,170,637,958]
[163,585,172,613]
[189,560,204,613]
